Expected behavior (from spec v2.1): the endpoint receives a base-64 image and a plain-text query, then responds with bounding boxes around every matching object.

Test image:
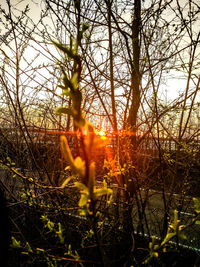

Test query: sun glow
[96,129,107,140]
[98,130,106,136]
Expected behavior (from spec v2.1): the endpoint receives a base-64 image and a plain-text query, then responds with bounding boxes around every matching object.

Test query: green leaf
[71,157,85,177]
[60,136,75,172]
[56,223,64,244]
[74,182,88,193]
[60,137,85,178]
[36,248,45,254]
[25,242,33,253]
[57,84,66,90]
[11,236,21,248]
[79,194,89,207]
[170,210,180,231]
[61,89,71,97]
[193,198,200,213]
[65,166,71,171]
[94,188,112,198]
[62,74,75,91]
[41,214,48,222]
[47,220,54,232]
[55,107,74,115]
[88,162,95,193]
[53,41,77,59]
[174,210,178,225]
[74,157,85,172]
[82,22,89,33]
[161,233,176,246]
[79,209,87,216]
[71,72,78,90]
[61,176,73,188]
[152,252,158,258]
[78,23,89,40]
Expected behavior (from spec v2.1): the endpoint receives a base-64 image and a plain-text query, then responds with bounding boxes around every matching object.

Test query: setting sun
[93,128,108,142]
[98,130,106,136]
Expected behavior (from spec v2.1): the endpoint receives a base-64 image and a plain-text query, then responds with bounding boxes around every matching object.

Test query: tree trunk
[127,0,141,151]
[107,0,118,134]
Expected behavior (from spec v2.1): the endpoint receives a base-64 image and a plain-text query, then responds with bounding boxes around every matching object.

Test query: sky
[0,0,199,123]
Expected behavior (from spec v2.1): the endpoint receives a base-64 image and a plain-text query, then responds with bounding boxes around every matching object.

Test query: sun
[94,129,107,140]
[98,130,106,136]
